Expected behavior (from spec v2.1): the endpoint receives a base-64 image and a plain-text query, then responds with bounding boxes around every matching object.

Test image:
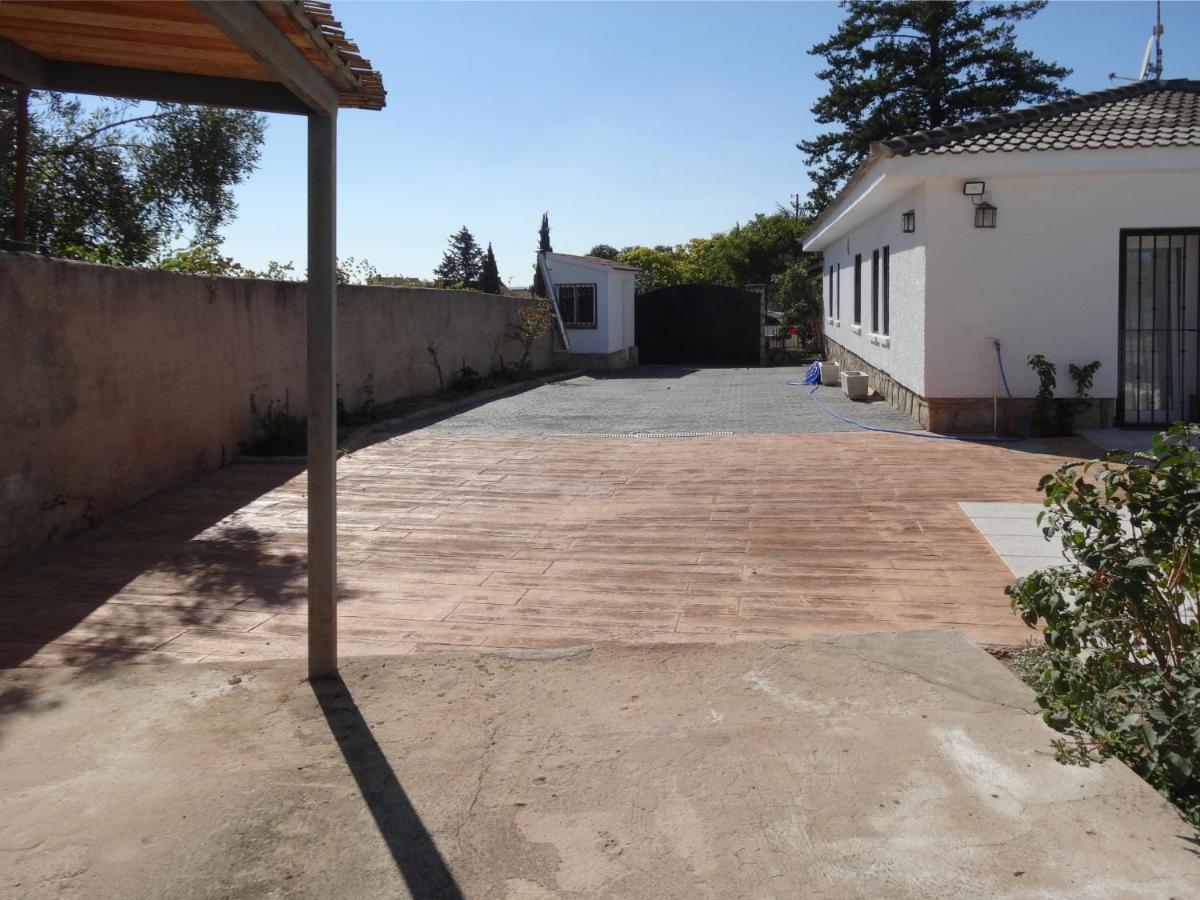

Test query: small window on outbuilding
[558,283,598,328]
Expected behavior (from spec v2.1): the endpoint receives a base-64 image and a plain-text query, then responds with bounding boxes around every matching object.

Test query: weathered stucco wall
[0,253,551,568]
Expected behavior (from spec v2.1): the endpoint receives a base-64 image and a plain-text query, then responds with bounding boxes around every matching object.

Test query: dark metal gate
[635,284,761,365]
[1118,229,1200,425]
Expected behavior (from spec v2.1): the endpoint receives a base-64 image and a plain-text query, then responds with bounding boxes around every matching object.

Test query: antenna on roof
[1109,0,1163,83]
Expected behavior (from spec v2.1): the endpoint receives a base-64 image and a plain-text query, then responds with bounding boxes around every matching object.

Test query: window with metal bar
[557,283,597,328]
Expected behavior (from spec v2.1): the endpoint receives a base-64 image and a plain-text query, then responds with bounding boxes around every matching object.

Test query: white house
[544,252,639,369]
[802,79,1200,433]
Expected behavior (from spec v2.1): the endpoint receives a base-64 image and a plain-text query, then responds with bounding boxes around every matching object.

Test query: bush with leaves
[509,298,554,372]
[1026,354,1101,436]
[1006,423,1200,827]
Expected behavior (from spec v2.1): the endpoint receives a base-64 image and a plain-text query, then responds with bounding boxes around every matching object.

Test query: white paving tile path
[959,501,1064,578]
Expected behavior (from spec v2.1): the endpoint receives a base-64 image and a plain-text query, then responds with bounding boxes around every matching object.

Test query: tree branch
[53,111,172,156]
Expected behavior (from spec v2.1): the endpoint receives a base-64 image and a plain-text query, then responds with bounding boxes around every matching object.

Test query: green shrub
[1006,423,1200,827]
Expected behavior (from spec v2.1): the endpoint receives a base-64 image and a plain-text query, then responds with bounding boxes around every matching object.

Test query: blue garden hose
[791,342,1033,443]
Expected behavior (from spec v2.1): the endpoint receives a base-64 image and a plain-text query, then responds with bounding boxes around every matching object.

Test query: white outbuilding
[544,252,639,370]
[802,79,1200,433]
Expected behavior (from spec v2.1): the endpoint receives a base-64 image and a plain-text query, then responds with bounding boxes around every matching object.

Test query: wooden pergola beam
[0,35,48,87]
[0,36,311,114]
[188,0,338,114]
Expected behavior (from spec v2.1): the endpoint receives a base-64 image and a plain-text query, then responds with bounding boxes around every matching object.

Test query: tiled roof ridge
[882,78,1200,155]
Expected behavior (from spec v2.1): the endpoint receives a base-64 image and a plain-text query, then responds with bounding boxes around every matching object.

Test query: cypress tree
[531,211,552,297]
[479,242,501,294]
[433,225,483,288]
[798,1,1069,211]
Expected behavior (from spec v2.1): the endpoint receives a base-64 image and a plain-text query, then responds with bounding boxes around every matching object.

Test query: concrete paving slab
[1,632,1195,899]
[977,533,1064,559]
[1080,428,1157,454]
[958,502,1045,520]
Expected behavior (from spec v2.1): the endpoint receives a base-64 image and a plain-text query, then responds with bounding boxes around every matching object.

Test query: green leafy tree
[688,212,810,287]
[587,244,619,260]
[434,225,483,288]
[532,211,552,297]
[1,90,265,263]
[615,245,693,295]
[798,1,1070,210]
[479,242,501,294]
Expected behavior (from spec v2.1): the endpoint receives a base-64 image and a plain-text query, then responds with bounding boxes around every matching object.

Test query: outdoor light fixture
[962,180,986,196]
[902,209,915,233]
[974,201,997,228]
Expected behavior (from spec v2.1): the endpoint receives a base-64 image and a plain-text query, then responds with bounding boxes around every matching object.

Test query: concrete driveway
[2,633,1196,899]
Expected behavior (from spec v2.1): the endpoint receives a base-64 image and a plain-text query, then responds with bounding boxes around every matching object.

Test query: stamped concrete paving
[2,634,1197,899]
[0,424,1088,666]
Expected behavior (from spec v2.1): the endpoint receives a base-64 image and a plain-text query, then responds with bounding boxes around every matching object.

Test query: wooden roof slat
[0,0,385,111]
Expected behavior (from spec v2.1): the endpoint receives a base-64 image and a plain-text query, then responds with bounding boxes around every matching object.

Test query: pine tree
[531,211,552,297]
[479,242,501,294]
[433,225,483,288]
[798,1,1069,211]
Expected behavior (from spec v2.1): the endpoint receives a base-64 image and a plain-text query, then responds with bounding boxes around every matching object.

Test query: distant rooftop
[880,78,1200,156]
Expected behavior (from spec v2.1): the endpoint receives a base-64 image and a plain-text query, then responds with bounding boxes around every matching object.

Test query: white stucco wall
[923,169,1200,399]
[619,270,637,352]
[822,185,927,396]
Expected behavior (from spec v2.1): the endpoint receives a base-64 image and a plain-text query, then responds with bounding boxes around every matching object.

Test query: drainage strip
[545,431,736,438]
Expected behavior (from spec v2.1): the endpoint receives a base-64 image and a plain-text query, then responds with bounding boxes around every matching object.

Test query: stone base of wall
[554,345,639,371]
[824,339,930,427]
[824,337,1115,434]
[924,397,1115,434]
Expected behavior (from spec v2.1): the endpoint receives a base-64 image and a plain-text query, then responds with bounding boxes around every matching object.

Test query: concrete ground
[2,632,1196,900]
[415,366,925,436]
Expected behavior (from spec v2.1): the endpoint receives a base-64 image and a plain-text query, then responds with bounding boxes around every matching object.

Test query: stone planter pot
[819,361,841,386]
[840,370,870,401]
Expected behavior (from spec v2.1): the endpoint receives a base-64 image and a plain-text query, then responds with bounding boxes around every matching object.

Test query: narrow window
[827,265,833,317]
[836,263,841,319]
[871,249,880,333]
[853,254,862,325]
[882,246,890,336]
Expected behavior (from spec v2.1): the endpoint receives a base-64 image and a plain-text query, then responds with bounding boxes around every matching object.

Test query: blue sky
[218,1,1200,286]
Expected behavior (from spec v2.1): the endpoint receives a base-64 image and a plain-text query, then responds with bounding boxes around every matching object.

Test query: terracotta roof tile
[881,79,1200,156]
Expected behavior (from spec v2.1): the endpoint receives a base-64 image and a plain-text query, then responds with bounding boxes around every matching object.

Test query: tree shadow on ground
[0,462,357,671]
[313,676,464,900]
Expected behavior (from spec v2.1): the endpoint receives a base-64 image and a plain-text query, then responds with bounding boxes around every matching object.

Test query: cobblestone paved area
[413,366,923,436]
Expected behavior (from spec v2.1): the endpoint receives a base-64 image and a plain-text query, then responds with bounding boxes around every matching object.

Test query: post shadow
[312,676,464,900]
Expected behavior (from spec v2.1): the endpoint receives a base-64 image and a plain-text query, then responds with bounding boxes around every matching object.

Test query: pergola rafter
[0,0,387,679]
